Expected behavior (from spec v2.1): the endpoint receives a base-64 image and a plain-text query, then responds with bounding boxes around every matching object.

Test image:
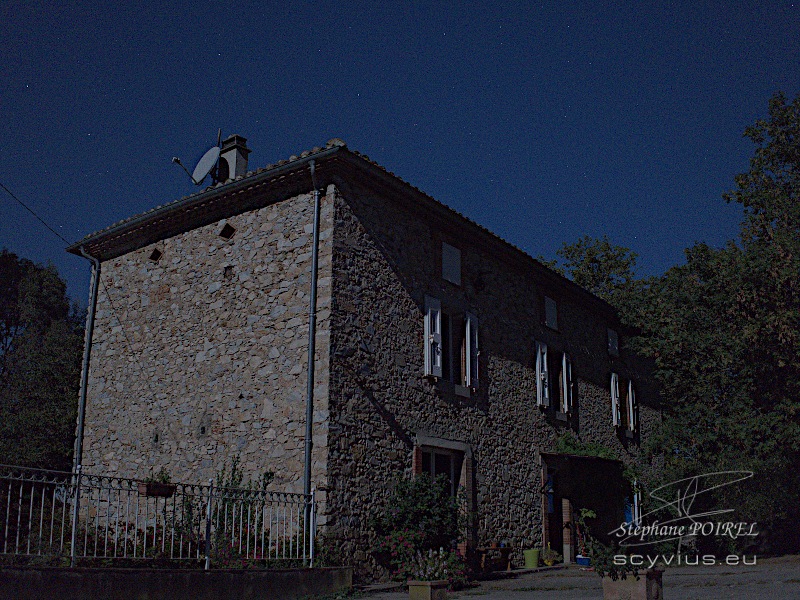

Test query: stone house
[67,136,659,576]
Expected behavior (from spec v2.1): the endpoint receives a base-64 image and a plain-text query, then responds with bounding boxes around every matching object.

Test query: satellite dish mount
[172,129,223,186]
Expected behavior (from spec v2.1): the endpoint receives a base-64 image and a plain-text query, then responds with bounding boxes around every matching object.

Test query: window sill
[556,412,568,422]
[625,430,635,439]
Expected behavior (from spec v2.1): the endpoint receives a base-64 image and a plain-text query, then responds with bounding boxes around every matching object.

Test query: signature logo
[613,471,757,547]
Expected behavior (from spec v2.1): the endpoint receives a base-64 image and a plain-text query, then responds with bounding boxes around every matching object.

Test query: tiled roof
[66,137,619,318]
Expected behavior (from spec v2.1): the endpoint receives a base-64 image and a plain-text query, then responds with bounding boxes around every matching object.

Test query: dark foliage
[0,249,83,470]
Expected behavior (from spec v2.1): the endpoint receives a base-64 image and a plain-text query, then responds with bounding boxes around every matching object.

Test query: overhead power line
[0,181,70,244]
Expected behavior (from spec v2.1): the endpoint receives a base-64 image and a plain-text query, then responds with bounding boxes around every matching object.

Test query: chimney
[218,134,251,181]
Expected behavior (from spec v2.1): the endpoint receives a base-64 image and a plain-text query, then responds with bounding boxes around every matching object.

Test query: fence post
[69,465,82,568]
[204,479,213,571]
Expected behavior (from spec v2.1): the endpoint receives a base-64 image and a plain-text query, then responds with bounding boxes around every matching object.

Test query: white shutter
[611,372,620,426]
[627,380,636,432]
[535,341,549,407]
[562,353,573,413]
[465,312,479,389]
[424,296,442,378]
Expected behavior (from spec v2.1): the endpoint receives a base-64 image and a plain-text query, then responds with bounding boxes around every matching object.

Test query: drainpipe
[303,161,321,548]
[74,247,101,474]
[71,247,100,566]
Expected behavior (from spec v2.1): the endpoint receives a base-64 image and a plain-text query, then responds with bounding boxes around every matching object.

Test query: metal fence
[0,464,316,568]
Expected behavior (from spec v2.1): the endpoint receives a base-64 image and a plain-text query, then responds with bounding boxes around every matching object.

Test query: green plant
[370,473,463,579]
[555,432,618,461]
[574,508,596,556]
[371,473,461,552]
[144,466,171,484]
[589,540,640,581]
[214,455,274,491]
[409,548,469,589]
[541,542,562,564]
[208,456,277,566]
[375,528,425,580]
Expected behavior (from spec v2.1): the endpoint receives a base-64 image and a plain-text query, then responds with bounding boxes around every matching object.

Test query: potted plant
[406,548,468,600]
[574,508,595,566]
[523,546,540,569]
[540,542,562,566]
[138,466,176,498]
[592,542,663,600]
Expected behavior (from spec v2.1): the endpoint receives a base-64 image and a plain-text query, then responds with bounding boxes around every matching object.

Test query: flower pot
[523,548,540,568]
[137,482,177,498]
[408,580,448,600]
[543,559,555,566]
[602,568,663,600]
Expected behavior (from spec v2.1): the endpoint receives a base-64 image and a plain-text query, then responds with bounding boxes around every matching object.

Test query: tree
[639,93,800,553]
[556,235,639,304]
[0,249,84,470]
[550,92,800,552]
[553,235,652,331]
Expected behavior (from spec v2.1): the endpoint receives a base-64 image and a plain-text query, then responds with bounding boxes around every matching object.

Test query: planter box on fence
[602,568,663,600]
[408,579,448,600]
[137,482,177,497]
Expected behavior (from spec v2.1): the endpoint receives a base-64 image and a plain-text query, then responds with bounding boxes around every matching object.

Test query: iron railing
[0,464,316,568]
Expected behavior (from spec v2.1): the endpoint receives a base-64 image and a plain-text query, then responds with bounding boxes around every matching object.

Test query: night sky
[2,1,798,304]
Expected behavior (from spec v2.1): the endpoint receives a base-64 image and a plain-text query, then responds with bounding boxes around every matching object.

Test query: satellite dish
[172,129,224,185]
[191,146,221,185]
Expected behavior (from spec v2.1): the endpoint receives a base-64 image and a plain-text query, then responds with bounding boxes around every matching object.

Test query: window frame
[626,379,637,433]
[535,341,550,407]
[560,352,573,414]
[424,296,479,390]
[543,296,558,330]
[420,446,463,497]
[608,328,619,357]
[441,242,462,286]
[610,372,621,427]
[424,296,443,378]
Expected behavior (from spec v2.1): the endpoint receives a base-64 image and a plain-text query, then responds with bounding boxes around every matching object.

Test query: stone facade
[323,178,659,576]
[82,188,335,500]
[69,139,660,580]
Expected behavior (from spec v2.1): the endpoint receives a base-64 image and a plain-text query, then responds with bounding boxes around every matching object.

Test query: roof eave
[66,144,343,260]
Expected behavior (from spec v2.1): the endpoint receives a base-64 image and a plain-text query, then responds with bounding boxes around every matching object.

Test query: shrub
[370,474,463,580]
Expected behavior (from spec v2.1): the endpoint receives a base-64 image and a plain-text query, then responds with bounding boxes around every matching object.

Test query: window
[544,296,558,330]
[421,447,463,497]
[535,342,573,413]
[535,341,549,407]
[608,328,619,356]
[424,296,443,378]
[626,380,637,433]
[219,223,236,239]
[442,242,461,286]
[148,248,163,263]
[610,372,621,426]
[424,296,479,389]
[560,353,573,414]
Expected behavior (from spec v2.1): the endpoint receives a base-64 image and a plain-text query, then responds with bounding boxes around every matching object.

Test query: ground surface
[362,555,800,600]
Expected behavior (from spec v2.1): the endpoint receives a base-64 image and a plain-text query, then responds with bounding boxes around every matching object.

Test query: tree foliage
[0,249,83,470]
[555,92,800,553]
[556,235,640,306]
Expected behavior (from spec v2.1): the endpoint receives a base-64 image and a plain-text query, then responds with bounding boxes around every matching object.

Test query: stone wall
[323,181,660,578]
[78,168,660,581]
[81,188,335,499]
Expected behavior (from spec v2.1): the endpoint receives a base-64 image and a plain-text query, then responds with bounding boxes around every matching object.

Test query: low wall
[0,566,352,600]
